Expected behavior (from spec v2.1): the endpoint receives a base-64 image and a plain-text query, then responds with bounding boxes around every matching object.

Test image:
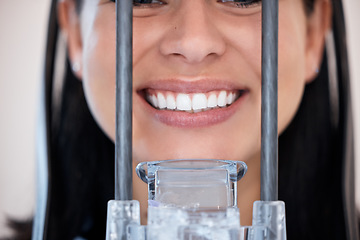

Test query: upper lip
[136,78,248,93]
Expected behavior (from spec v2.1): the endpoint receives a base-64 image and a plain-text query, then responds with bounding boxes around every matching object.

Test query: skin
[58,0,331,225]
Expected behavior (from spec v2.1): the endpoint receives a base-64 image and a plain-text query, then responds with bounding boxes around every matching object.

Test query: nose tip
[159,7,226,64]
[169,36,224,63]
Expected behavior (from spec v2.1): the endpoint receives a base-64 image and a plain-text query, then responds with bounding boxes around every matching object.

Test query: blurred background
[0,0,359,236]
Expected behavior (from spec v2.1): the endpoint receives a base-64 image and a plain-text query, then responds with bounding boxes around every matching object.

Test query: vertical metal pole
[115,0,133,201]
[261,1,279,201]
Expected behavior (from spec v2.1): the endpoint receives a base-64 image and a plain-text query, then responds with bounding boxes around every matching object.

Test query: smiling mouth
[144,89,246,113]
[137,79,249,128]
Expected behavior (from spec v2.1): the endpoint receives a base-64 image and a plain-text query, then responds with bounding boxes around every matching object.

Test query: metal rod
[115,0,133,201]
[260,0,279,201]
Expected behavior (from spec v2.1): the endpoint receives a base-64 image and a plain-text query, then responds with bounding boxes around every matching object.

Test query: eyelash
[218,0,261,8]
[133,0,166,7]
[109,0,261,8]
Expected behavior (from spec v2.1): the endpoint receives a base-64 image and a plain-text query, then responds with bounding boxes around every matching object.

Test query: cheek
[82,10,117,141]
[277,3,307,134]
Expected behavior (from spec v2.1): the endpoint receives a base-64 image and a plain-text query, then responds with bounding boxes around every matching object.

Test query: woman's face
[62,0,328,164]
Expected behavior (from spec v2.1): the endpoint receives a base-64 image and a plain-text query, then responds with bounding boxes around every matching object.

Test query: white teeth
[147,94,159,108]
[192,93,207,111]
[217,90,227,107]
[227,92,234,105]
[157,93,167,109]
[146,90,240,112]
[153,95,159,108]
[232,92,237,102]
[207,94,217,108]
[166,94,176,110]
[176,93,192,111]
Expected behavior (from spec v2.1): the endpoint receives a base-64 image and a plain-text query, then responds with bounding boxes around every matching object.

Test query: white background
[0,0,359,236]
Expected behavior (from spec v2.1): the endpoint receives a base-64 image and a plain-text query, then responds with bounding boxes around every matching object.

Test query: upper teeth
[146,90,239,112]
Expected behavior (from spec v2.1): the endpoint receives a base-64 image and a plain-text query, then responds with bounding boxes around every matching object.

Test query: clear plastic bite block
[105,200,140,240]
[147,206,240,240]
[252,201,287,240]
[136,159,247,208]
[104,160,288,240]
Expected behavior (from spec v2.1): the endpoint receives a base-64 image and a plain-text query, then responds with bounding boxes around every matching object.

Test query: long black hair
[279,2,358,239]
[28,0,358,240]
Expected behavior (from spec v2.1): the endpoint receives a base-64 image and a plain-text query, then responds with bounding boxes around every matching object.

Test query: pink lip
[137,79,249,128]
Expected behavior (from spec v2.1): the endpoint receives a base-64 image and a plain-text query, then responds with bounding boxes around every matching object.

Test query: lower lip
[140,92,248,128]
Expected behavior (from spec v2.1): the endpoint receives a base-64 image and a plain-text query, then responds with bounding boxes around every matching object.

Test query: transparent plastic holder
[105,160,288,240]
[238,226,269,240]
[106,200,286,240]
[147,206,240,240]
[136,159,247,208]
[105,200,140,240]
[127,223,146,240]
[252,201,287,240]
